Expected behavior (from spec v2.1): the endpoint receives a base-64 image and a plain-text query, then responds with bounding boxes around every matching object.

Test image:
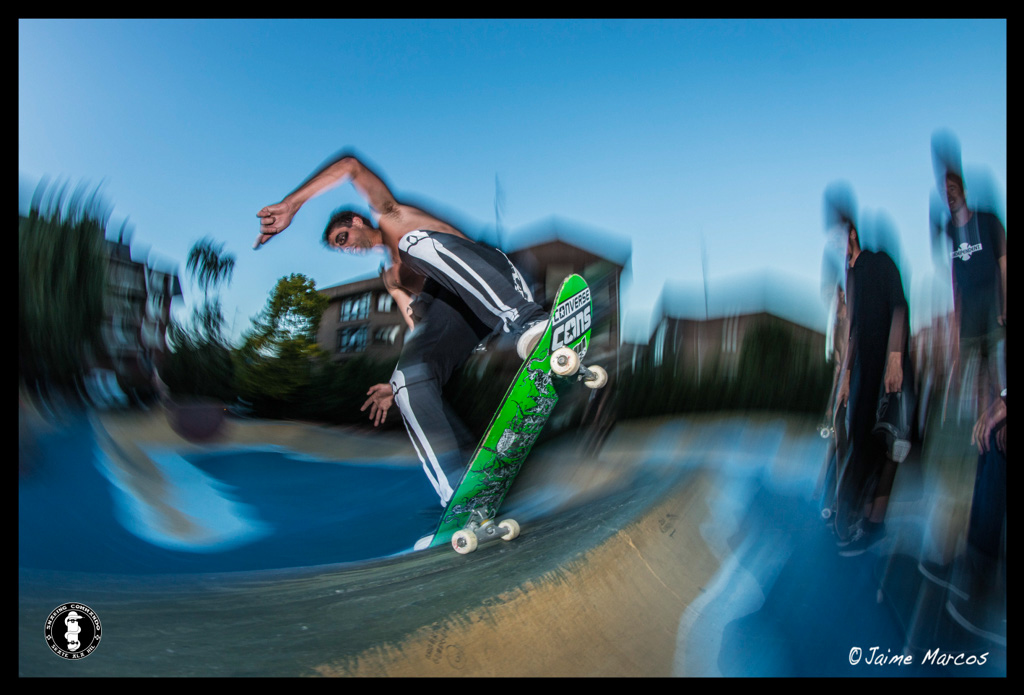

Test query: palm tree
[161,237,236,401]
[185,237,235,345]
[187,237,235,295]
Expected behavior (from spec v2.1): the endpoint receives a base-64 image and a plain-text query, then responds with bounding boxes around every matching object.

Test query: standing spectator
[834,212,912,555]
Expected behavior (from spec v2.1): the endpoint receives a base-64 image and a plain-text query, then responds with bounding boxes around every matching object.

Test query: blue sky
[19,19,1006,344]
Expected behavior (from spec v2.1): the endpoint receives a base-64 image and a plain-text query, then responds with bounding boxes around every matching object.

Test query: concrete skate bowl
[19,411,816,676]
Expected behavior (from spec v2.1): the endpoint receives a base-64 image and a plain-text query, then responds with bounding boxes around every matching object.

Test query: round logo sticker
[45,603,102,659]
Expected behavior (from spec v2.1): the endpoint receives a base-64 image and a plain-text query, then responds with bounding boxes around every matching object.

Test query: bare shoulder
[378,203,466,241]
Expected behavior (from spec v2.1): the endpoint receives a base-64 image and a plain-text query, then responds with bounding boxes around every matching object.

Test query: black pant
[391,231,546,506]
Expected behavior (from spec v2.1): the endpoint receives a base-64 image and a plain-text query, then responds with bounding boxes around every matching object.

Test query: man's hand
[254,200,298,249]
[361,383,395,427]
[972,397,1006,454]
[884,351,903,394]
[836,370,850,409]
[380,264,401,291]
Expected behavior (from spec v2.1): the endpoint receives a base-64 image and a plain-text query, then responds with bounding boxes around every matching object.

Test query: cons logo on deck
[551,288,591,351]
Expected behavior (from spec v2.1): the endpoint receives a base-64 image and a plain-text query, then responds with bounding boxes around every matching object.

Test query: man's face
[946,177,966,214]
[329,219,374,254]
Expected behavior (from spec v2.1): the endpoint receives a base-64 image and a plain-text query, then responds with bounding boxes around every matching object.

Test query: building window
[653,321,666,368]
[377,293,394,313]
[337,326,368,353]
[373,325,402,345]
[722,315,739,353]
[339,293,372,322]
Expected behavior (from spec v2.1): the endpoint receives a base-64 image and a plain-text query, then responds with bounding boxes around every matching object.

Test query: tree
[161,237,237,401]
[185,237,235,344]
[19,179,110,398]
[235,274,330,409]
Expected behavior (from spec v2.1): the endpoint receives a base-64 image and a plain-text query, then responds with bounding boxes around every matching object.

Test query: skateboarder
[255,150,550,507]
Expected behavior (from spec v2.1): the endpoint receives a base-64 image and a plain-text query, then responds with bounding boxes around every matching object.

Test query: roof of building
[658,269,828,335]
[502,216,632,267]
[319,271,384,297]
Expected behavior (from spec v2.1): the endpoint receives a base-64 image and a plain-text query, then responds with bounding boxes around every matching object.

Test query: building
[630,270,829,378]
[316,273,408,364]
[96,236,182,401]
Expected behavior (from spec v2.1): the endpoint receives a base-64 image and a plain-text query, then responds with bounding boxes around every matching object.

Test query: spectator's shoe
[838,522,886,556]
[515,319,550,360]
[947,594,1006,647]
[836,525,863,549]
[835,522,860,548]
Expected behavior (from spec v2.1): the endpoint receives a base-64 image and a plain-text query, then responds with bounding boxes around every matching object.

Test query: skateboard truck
[550,347,608,388]
[451,510,521,555]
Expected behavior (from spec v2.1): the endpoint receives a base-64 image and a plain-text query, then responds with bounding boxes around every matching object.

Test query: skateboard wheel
[452,529,478,554]
[551,347,580,376]
[498,519,520,541]
[584,365,608,389]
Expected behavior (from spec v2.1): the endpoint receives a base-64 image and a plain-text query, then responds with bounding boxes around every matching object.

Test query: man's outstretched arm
[255,151,398,248]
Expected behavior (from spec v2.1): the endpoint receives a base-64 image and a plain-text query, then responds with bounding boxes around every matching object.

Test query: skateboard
[429,274,608,554]
[817,401,847,526]
[820,402,866,542]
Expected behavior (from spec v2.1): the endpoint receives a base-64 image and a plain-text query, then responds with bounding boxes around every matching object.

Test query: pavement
[19,407,1006,677]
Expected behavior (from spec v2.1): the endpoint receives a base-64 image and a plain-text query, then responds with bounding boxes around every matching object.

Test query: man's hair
[323,209,373,248]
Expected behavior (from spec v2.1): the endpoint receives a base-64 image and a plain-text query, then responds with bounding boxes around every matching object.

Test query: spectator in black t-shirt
[933,148,1007,645]
[943,170,1006,413]
[834,216,911,555]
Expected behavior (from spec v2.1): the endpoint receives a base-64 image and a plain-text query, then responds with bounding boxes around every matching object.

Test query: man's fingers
[972,421,988,453]
[254,218,281,249]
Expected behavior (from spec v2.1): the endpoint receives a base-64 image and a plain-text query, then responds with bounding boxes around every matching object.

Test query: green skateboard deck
[429,274,604,553]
